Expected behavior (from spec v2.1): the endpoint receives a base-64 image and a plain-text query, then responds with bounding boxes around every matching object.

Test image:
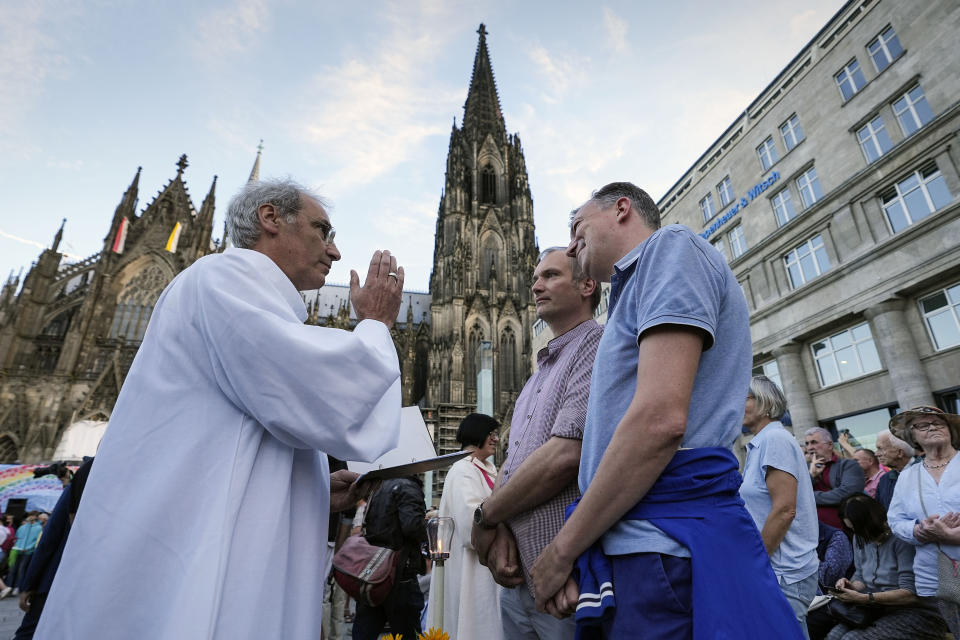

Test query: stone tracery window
[467,323,484,392]
[500,327,516,391]
[481,235,501,288]
[109,264,168,341]
[480,164,496,204]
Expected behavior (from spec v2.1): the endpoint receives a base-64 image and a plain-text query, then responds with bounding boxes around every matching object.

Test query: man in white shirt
[37,178,405,639]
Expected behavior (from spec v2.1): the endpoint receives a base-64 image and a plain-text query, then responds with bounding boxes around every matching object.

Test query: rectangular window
[812,323,882,387]
[796,167,824,209]
[728,225,747,259]
[711,237,727,262]
[700,193,716,223]
[784,234,830,289]
[857,116,893,163]
[880,163,953,233]
[779,114,805,151]
[920,283,960,351]
[893,85,934,137]
[757,137,779,171]
[772,188,796,227]
[717,177,734,207]
[868,26,903,72]
[752,360,782,390]
[831,407,895,452]
[835,59,866,101]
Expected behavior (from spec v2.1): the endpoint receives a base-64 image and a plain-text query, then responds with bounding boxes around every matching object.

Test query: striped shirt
[500,318,602,595]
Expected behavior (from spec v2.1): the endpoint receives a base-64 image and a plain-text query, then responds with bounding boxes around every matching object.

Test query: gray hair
[537,246,602,312]
[804,427,834,444]
[877,431,915,458]
[588,182,661,230]
[226,178,326,249]
[748,375,787,421]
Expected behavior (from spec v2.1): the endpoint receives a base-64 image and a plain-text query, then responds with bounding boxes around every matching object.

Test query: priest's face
[278,196,341,290]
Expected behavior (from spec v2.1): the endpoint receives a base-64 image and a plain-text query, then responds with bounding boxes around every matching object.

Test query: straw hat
[889,405,960,449]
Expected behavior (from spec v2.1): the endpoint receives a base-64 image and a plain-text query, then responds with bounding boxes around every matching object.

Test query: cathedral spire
[248,140,263,183]
[462,24,505,138]
[126,167,142,204]
[52,218,66,252]
[175,154,189,179]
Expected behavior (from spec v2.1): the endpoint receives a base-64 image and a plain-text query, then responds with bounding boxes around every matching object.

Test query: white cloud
[525,44,588,103]
[0,3,70,147]
[602,7,628,53]
[293,4,468,191]
[789,9,822,40]
[191,0,270,63]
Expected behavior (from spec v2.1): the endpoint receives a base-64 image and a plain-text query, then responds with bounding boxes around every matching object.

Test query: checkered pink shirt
[500,318,603,595]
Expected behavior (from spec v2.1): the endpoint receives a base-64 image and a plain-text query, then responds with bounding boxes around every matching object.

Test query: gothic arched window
[480,164,496,204]
[109,264,168,342]
[500,327,516,391]
[481,236,500,288]
[467,324,484,392]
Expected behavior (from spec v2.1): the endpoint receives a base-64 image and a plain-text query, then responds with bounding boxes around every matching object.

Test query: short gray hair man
[804,427,834,444]
[537,246,602,313]
[226,178,327,249]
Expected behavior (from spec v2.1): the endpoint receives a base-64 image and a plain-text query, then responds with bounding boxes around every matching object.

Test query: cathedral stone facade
[0,156,218,461]
[425,25,539,468]
[0,25,535,467]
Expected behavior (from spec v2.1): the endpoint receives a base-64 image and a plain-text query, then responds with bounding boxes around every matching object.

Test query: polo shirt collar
[614,242,646,274]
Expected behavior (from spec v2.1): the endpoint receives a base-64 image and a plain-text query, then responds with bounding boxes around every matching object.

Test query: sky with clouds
[1,0,844,291]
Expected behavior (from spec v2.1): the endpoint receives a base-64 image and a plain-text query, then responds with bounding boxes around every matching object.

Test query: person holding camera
[804,428,865,530]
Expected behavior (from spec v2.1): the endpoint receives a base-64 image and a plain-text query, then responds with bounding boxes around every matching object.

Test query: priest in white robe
[37,178,406,639]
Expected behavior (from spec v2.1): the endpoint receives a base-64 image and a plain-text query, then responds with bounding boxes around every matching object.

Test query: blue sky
[1,0,843,291]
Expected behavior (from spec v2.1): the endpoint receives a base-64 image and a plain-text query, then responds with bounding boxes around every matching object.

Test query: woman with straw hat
[887,405,960,636]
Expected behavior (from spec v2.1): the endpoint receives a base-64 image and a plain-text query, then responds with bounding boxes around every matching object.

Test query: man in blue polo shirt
[530,182,801,639]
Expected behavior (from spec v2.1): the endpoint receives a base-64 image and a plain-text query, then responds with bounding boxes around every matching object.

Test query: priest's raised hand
[350,249,404,329]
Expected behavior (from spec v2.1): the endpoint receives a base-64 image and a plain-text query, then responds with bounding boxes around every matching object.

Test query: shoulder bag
[331,503,399,607]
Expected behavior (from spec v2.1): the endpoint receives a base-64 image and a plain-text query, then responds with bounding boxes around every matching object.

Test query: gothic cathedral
[0,25,536,464]
[426,25,539,459]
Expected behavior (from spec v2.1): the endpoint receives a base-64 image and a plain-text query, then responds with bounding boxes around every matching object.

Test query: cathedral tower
[427,25,538,424]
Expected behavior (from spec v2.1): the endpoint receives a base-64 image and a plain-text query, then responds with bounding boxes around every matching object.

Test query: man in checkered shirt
[470,246,603,640]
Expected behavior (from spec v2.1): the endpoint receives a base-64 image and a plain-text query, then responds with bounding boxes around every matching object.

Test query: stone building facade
[0,26,534,467]
[425,25,540,468]
[656,0,960,449]
[0,156,219,461]
[0,153,431,462]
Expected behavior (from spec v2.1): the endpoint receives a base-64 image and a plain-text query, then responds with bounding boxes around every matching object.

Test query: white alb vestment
[427,456,503,640]
[37,248,401,639]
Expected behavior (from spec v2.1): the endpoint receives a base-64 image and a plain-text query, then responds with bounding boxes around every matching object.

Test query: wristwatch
[473,502,497,530]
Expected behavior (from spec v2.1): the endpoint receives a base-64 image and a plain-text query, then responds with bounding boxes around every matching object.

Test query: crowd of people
[6,176,956,640]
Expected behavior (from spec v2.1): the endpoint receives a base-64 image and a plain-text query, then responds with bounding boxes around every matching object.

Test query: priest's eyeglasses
[315,222,336,243]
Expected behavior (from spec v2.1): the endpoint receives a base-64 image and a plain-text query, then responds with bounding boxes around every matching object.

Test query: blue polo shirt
[742,421,819,583]
[579,224,752,557]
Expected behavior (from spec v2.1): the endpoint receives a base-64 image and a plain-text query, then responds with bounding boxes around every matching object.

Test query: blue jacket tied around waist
[567,447,803,640]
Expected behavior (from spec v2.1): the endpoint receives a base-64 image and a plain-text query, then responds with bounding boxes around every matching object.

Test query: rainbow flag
[0,465,67,513]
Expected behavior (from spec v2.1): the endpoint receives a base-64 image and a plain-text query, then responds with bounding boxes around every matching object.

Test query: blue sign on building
[701,171,779,239]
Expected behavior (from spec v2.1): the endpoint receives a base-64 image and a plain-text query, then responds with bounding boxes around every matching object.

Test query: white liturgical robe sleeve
[36,248,402,640]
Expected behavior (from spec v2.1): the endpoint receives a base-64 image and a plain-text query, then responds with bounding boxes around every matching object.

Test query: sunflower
[418,628,451,640]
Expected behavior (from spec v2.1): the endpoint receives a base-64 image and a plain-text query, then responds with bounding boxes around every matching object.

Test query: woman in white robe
[427,413,503,640]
